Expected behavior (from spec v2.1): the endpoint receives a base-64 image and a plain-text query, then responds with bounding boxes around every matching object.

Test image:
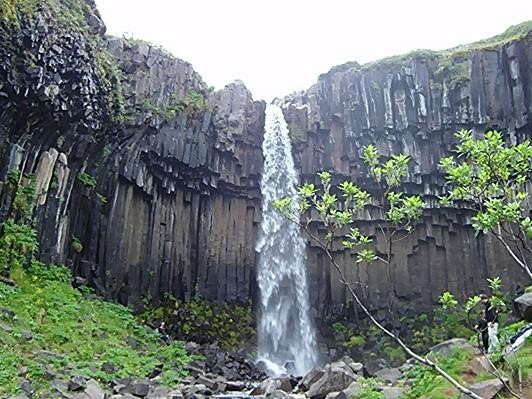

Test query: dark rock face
[0,2,264,310]
[281,38,532,316]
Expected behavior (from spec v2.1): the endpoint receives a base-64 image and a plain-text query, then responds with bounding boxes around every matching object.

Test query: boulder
[73,379,105,399]
[120,379,151,397]
[460,378,504,399]
[363,358,389,376]
[374,367,402,384]
[300,368,325,391]
[321,381,361,399]
[514,293,532,321]
[305,362,358,399]
[250,377,293,395]
[68,375,87,391]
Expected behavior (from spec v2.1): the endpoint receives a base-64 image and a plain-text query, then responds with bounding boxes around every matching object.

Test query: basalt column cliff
[0,1,265,310]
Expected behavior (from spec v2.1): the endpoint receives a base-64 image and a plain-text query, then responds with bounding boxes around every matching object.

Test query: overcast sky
[94,0,531,101]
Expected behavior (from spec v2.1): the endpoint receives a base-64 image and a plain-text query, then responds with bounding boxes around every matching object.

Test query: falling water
[255,104,318,376]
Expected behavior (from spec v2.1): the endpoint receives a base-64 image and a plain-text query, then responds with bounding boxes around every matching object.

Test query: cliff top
[321,20,532,78]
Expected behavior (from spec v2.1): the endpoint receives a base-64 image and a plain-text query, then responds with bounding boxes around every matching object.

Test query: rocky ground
[10,336,528,399]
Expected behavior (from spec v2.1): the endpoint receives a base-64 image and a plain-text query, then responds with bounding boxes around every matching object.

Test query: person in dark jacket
[476,309,489,351]
[480,294,499,352]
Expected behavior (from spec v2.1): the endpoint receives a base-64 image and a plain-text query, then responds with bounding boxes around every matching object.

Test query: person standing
[480,294,499,353]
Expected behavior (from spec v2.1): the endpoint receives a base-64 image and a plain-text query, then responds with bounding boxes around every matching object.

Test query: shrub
[71,236,83,253]
[77,172,97,189]
[141,298,255,351]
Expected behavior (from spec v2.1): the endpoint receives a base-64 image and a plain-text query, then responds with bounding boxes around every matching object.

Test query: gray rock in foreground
[514,293,532,321]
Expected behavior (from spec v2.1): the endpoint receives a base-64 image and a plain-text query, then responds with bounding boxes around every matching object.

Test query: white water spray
[256,104,318,376]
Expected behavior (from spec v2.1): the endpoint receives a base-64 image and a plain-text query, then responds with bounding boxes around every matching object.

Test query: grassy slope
[401,322,532,399]
[0,264,190,397]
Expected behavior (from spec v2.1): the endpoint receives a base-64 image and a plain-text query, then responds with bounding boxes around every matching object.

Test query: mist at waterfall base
[255,105,318,377]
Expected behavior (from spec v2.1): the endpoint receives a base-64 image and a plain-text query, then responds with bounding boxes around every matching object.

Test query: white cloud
[94,0,531,101]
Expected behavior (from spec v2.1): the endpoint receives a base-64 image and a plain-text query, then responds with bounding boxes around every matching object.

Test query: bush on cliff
[0,262,191,396]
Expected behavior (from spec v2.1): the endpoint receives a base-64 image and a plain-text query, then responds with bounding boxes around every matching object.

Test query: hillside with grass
[0,263,191,397]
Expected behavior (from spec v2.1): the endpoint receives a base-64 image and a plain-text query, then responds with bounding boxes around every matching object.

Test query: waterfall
[255,104,318,376]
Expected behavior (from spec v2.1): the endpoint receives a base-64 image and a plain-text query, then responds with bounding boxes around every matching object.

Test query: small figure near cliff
[479,294,499,352]
[157,321,171,344]
[475,311,488,351]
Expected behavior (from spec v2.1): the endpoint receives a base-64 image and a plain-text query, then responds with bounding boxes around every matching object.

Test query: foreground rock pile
[9,337,517,399]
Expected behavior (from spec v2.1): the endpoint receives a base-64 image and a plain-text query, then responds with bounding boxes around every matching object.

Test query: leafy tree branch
[440,129,532,280]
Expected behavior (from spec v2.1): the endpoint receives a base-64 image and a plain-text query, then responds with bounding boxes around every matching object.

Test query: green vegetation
[94,49,126,124]
[353,378,385,399]
[0,263,191,396]
[142,98,184,122]
[181,90,208,112]
[77,172,97,189]
[440,130,532,281]
[365,21,531,70]
[71,236,83,253]
[506,335,532,383]
[0,171,37,276]
[0,0,40,26]
[400,322,532,399]
[329,304,473,367]
[141,90,208,122]
[102,144,112,159]
[142,298,255,352]
[401,348,483,399]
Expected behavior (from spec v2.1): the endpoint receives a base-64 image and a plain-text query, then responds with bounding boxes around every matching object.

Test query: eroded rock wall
[281,35,532,317]
[0,2,264,309]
